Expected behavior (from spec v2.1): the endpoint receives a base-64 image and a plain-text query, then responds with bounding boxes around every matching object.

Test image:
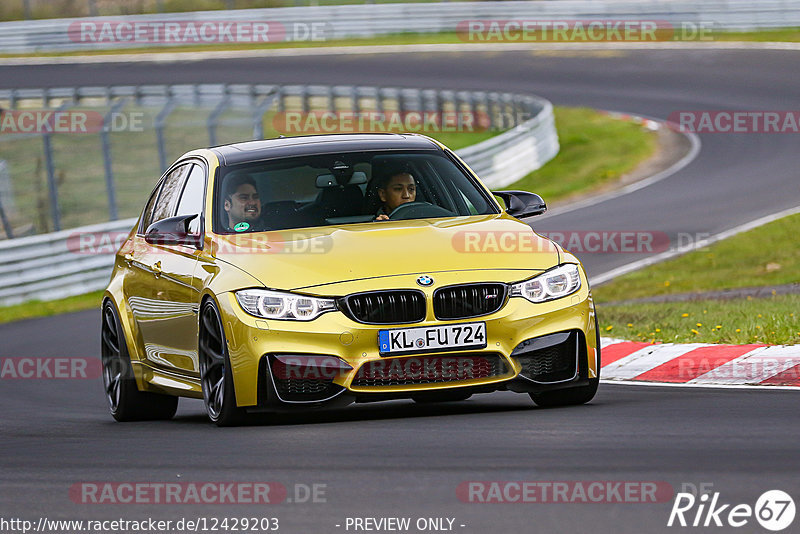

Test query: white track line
[590,205,800,285]
[539,113,701,221]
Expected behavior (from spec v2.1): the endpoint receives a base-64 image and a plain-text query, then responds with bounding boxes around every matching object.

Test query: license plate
[378,322,487,355]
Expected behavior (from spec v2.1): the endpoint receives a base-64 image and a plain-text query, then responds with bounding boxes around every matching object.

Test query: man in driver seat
[223,174,265,232]
[374,170,417,221]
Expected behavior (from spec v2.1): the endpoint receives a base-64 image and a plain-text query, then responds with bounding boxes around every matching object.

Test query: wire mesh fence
[0,83,547,239]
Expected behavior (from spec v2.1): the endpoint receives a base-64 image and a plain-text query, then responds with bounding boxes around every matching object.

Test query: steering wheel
[388,201,454,220]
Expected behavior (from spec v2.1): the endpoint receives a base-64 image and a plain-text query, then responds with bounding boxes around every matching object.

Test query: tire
[101,300,179,421]
[412,391,472,403]
[529,315,601,408]
[199,300,250,427]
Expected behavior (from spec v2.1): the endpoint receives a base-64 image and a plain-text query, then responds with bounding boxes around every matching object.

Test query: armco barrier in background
[0,83,558,306]
[2,0,800,53]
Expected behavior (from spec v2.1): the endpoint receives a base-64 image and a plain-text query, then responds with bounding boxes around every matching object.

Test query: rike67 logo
[668,486,795,531]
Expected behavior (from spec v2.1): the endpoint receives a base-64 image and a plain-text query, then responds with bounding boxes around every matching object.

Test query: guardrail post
[433,90,444,116]
[252,92,278,140]
[101,98,127,221]
[155,98,176,173]
[454,91,465,122]
[352,87,361,114]
[41,102,72,233]
[0,196,12,239]
[276,87,285,113]
[208,92,231,147]
[478,93,492,130]
[501,94,514,127]
[300,86,309,113]
[512,96,524,127]
[375,88,385,114]
[42,132,60,232]
[504,94,515,127]
[488,93,501,131]
[326,86,335,112]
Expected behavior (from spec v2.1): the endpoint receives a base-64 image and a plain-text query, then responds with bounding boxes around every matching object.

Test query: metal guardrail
[0,84,558,306]
[0,217,136,305]
[2,0,800,53]
[459,95,557,190]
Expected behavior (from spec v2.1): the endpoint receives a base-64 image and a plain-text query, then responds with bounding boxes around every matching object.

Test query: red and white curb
[599,338,800,388]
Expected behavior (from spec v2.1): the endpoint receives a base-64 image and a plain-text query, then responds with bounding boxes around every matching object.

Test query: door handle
[123,253,133,265]
[152,261,162,276]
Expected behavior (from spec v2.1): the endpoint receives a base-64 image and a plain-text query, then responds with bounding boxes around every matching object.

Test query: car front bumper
[217,274,598,409]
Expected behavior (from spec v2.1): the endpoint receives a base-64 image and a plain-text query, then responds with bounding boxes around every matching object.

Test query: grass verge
[594,212,800,345]
[0,290,104,324]
[593,213,800,303]
[507,107,656,201]
[598,296,800,346]
[714,28,800,42]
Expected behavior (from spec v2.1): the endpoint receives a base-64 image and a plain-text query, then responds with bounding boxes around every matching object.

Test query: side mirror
[145,214,202,248]
[493,190,547,218]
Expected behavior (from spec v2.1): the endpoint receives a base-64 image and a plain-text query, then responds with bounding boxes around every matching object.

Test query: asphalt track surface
[2,49,800,533]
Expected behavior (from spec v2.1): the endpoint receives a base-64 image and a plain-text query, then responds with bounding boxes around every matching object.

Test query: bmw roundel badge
[416,275,434,287]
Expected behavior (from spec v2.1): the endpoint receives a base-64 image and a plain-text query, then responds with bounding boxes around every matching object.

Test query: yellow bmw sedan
[102,133,599,426]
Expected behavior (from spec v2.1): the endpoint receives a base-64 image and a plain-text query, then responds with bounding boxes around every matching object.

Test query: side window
[150,164,192,224]
[458,190,479,215]
[175,164,206,234]
[140,181,163,233]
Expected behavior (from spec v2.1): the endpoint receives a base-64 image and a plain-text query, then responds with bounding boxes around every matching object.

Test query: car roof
[209,133,442,166]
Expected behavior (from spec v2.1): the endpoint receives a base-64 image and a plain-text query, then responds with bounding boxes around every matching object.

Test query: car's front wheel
[199,300,249,426]
[101,300,178,421]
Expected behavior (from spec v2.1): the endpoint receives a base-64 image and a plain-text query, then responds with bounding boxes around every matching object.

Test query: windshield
[214,149,499,233]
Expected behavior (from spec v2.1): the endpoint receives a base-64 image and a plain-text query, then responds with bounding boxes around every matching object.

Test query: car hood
[210,214,560,292]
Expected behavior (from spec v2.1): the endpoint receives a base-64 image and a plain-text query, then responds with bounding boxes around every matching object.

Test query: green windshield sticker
[234,222,250,232]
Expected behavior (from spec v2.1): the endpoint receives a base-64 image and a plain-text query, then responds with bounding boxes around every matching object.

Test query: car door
[129,161,206,377]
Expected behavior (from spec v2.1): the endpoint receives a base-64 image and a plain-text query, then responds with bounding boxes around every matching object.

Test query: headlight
[510,264,581,303]
[235,289,337,321]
